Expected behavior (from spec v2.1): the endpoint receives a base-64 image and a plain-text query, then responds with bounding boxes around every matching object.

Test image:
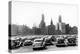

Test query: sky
[12,1,78,28]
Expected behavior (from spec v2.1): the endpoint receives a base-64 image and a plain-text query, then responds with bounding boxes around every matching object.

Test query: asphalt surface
[11,45,77,53]
[10,35,77,53]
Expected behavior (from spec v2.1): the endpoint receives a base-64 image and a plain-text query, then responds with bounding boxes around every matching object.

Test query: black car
[56,38,67,47]
[67,37,77,46]
[50,36,57,45]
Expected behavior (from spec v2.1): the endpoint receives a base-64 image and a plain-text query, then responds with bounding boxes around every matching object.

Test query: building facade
[39,14,47,35]
[48,18,55,35]
[57,15,66,34]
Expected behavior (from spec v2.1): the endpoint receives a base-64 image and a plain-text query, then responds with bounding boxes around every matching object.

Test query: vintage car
[22,39,33,46]
[67,37,77,46]
[9,38,22,50]
[33,38,46,50]
[44,36,53,46]
[44,35,57,46]
[56,38,67,47]
[29,37,41,41]
[50,36,57,45]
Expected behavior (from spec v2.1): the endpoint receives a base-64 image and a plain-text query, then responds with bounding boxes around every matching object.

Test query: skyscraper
[57,15,66,34]
[39,14,45,28]
[39,14,47,35]
[48,18,55,35]
[51,18,53,25]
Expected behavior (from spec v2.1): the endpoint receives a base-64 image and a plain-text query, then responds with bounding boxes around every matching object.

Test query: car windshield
[35,40,42,42]
[68,38,76,43]
[58,39,64,44]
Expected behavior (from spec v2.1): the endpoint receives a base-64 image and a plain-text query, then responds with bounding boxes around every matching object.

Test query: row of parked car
[9,35,77,50]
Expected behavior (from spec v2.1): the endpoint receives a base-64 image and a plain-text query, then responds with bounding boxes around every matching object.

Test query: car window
[58,39,64,44]
[35,40,42,42]
[68,38,76,43]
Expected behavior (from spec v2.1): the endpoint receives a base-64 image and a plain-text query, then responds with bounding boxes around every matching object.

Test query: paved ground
[11,45,77,53]
[10,35,77,53]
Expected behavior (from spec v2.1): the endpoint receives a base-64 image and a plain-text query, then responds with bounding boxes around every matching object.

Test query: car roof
[34,38,43,41]
[10,37,20,40]
[24,40,31,42]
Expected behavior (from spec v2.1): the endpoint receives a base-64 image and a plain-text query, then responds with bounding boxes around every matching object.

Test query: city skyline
[10,14,78,36]
[12,14,77,29]
[12,1,78,28]
[9,1,78,53]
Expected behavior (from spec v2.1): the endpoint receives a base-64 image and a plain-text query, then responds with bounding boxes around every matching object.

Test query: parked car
[30,37,41,41]
[33,38,46,50]
[50,36,57,45]
[9,39,16,50]
[9,38,22,50]
[67,37,77,46]
[56,38,67,47]
[22,39,33,46]
[45,38,53,46]
[44,36,53,46]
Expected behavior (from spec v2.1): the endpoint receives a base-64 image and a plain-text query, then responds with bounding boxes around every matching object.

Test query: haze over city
[12,1,78,28]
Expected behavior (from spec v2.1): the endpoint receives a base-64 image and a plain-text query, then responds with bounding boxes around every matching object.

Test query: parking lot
[11,45,77,53]
[9,35,78,53]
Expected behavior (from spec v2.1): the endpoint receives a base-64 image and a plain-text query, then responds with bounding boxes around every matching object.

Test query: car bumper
[56,44,67,47]
[67,43,77,46]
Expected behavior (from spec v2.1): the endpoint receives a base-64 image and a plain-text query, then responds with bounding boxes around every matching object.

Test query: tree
[35,28,41,35]
[21,25,34,35]
[69,26,78,34]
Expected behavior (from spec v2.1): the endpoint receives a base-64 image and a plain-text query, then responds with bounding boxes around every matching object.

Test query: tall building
[39,14,47,35]
[65,24,71,34]
[51,18,53,25]
[48,18,55,35]
[57,15,66,34]
[39,14,45,28]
